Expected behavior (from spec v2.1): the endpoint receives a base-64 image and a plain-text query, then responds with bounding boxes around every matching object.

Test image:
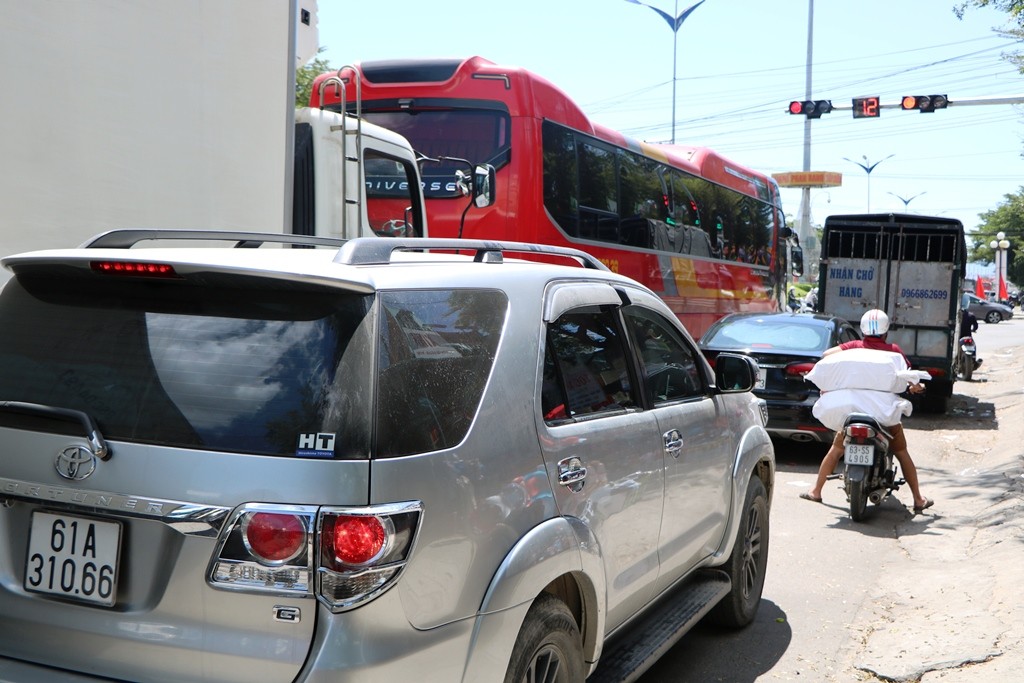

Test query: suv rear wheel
[504,593,585,683]
[707,476,769,628]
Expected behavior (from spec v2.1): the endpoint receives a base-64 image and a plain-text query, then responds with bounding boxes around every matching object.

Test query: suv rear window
[0,271,375,458]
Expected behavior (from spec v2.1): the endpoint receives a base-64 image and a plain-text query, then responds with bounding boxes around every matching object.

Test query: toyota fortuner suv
[0,231,774,682]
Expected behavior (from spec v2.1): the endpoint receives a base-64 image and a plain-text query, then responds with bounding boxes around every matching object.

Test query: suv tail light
[208,501,421,612]
[91,260,179,278]
[242,512,307,564]
[317,505,420,611]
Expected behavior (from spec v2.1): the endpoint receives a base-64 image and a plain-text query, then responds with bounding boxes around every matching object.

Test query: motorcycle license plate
[844,444,874,466]
[24,511,121,607]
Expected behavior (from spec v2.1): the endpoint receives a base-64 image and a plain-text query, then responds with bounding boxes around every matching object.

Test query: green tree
[969,186,1024,284]
[295,48,333,107]
[954,1,1024,25]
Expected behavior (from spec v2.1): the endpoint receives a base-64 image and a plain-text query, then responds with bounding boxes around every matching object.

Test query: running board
[588,570,731,683]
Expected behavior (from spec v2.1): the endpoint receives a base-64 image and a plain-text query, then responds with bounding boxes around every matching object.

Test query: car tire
[707,475,769,628]
[985,310,1002,324]
[504,593,585,683]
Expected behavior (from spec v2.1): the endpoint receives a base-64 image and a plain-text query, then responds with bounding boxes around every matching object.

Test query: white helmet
[860,309,890,336]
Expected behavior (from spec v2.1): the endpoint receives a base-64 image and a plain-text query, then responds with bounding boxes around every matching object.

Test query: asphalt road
[638,312,1024,682]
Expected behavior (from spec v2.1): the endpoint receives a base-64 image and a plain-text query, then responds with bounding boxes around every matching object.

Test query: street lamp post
[843,154,894,212]
[989,231,1010,302]
[888,191,926,212]
[624,0,707,144]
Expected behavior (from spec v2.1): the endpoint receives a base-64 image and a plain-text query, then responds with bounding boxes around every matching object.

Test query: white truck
[0,0,427,284]
[816,213,967,413]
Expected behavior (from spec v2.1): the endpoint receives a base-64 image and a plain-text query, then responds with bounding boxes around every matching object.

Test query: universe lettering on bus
[366,179,460,195]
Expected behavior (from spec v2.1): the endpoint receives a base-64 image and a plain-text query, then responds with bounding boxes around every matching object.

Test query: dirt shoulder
[840,342,1024,682]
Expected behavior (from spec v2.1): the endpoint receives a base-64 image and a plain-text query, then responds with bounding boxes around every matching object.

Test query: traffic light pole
[797,0,815,284]
[826,94,1024,113]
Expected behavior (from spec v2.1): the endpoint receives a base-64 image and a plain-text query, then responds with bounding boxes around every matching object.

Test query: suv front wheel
[504,593,585,683]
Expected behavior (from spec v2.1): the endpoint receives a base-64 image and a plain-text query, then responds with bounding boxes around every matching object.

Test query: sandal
[800,492,823,503]
[913,498,935,514]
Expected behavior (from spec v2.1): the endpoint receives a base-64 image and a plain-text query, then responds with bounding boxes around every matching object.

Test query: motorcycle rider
[801,309,935,514]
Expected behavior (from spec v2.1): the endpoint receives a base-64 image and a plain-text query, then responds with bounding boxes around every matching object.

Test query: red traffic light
[901,94,948,113]
[788,100,832,118]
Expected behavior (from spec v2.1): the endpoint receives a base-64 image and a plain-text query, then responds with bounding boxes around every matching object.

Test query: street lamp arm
[865,154,895,173]
[623,0,706,33]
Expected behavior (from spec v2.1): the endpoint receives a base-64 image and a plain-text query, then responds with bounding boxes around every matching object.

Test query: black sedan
[699,312,861,444]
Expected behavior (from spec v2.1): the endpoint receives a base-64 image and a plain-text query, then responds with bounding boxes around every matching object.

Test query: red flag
[999,273,1009,301]
[975,277,986,298]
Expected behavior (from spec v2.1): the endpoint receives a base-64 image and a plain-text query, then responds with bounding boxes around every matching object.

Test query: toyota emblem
[55,446,97,481]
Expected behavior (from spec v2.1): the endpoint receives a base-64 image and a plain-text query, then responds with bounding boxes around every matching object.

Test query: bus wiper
[0,401,110,460]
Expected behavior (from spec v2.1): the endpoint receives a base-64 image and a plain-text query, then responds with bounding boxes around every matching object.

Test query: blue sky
[314,1,1023,244]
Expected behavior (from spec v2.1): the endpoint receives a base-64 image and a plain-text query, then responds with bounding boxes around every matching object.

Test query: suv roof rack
[82,229,346,250]
[333,238,608,270]
[80,230,609,271]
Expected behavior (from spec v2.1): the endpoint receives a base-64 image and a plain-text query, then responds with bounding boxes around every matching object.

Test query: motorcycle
[957,335,978,381]
[841,413,904,521]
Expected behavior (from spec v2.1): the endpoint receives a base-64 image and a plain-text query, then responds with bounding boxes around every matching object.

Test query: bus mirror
[473,164,496,208]
[790,246,804,277]
[778,226,793,240]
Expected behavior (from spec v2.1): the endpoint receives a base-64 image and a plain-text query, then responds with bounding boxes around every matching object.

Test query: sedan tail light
[208,501,421,612]
[785,361,816,377]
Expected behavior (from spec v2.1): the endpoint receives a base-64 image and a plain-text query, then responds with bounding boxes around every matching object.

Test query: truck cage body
[818,213,967,410]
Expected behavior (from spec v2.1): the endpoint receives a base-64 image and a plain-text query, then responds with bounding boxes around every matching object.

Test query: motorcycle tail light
[963,337,974,345]
[847,424,876,439]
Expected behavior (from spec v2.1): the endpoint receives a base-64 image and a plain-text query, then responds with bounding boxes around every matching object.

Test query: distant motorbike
[841,413,903,521]
[957,335,978,381]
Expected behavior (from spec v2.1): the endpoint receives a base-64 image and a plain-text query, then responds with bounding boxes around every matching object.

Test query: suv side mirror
[473,164,496,208]
[714,353,758,393]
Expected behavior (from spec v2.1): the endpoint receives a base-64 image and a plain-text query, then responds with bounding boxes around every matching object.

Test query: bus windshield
[363,109,511,198]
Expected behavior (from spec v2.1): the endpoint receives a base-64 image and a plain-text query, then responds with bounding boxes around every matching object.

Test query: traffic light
[852,96,881,119]
[788,100,833,118]
[900,95,948,113]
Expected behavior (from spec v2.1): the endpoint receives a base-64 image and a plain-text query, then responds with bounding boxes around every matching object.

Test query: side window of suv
[376,289,507,457]
[542,307,637,423]
[623,306,705,404]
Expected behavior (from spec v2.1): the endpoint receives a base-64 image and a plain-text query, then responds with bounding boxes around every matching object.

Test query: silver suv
[0,232,774,682]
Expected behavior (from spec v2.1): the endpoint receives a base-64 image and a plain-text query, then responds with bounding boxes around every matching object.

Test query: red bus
[311,56,794,337]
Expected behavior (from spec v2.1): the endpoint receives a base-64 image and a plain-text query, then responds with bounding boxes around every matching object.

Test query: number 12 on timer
[852,96,880,119]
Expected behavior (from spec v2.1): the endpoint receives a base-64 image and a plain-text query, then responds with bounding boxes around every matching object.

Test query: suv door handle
[557,456,587,492]
[664,429,683,457]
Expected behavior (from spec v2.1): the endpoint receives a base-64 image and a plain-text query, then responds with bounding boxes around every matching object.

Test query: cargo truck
[817,213,967,413]
[0,0,427,286]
